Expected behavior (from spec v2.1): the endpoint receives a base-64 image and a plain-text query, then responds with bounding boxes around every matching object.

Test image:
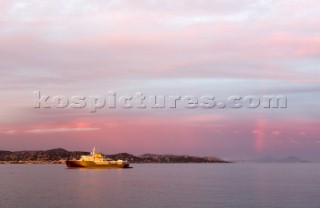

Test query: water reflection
[0,164,319,208]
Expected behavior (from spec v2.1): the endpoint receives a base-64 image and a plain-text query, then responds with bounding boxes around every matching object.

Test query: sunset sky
[1,0,320,160]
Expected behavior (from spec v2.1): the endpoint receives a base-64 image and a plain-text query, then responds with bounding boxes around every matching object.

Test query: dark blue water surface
[0,163,319,208]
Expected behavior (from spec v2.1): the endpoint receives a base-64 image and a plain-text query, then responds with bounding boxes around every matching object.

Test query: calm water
[0,163,319,208]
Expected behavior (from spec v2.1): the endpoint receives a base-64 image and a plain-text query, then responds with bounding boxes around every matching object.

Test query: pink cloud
[271,130,282,136]
[26,127,100,134]
[0,130,16,134]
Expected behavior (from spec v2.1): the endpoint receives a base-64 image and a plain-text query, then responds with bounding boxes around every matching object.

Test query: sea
[0,163,319,208]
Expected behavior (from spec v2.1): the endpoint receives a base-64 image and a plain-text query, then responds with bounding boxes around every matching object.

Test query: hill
[0,149,229,164]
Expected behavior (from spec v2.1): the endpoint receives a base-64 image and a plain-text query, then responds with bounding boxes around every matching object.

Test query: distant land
[253,156,310,163]
[0,148,229,164]
[232,156,311,163]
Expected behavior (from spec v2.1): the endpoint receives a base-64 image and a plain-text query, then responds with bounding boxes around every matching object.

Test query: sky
[0,0,320,160]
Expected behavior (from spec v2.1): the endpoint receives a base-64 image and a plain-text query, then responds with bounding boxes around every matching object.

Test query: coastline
[0,160,231,164]
[0,148,230,164]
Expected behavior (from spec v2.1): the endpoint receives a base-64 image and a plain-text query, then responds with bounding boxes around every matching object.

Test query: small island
[0,148,230,164]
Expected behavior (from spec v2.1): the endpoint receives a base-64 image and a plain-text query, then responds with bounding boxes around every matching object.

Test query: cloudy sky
[1,0,320,160]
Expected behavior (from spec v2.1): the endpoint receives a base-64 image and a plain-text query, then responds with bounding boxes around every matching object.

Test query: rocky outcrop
[137,154,227,163]
[0,149,230,164]
[0,149,88,163]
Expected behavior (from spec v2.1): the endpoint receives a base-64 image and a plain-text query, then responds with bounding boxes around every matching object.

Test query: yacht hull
[66,160,130,168]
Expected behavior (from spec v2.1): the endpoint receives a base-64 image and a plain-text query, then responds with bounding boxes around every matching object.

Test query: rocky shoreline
[0,148,230,164]
[0,160,66,164]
